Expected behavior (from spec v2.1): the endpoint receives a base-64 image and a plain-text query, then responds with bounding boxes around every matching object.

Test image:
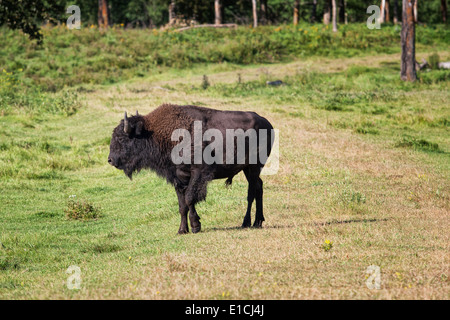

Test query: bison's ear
[124,112,144,136]
[135,121,144,136]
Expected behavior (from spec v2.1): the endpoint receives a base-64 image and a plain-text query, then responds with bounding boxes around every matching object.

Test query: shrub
[428,53,440,69]
[65,198,101,221]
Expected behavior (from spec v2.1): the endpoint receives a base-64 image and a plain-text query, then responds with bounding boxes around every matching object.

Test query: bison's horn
[124,112,130,134]
[136,110,139,116]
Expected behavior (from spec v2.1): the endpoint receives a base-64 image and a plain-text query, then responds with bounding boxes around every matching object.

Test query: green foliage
[201,75,210,90]
[0,0,65,44]
[1,24,448,92]
[0,68,81,116]
[64,198,102,221]
[428,53,440,69]
[395,136,441,152]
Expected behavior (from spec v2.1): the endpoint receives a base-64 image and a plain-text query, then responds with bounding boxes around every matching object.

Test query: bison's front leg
[188,204,201,234]
[176,188,189,234]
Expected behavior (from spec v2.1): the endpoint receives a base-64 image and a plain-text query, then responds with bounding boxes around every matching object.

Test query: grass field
[0,25,449,299]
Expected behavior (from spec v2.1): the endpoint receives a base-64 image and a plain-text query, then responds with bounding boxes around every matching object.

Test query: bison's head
[108,111,146,179]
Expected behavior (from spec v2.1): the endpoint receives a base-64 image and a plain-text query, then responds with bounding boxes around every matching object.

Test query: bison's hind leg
[176,189,189,234]
[242,166,264,228]
[253,177,264,228]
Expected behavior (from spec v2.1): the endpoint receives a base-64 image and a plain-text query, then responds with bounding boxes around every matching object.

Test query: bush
[428,53,440,69]
[65,198,102,221]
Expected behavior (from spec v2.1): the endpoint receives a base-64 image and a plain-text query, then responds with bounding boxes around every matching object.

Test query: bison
[108,104,274,234]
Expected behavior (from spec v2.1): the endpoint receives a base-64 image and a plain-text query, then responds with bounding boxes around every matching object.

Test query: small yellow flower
[322,240,333,251]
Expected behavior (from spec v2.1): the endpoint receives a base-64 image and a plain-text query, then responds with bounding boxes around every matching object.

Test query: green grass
[1,23,449,92]
[176,56,450,159]
[0,25,449,299]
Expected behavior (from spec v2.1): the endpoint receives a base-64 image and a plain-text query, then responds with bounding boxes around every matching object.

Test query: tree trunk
[323,0,331,25]
[393,0,399,23]
[260,0,268,25]
[442,0,448,23]
[252,0,258,28]
[413,0,418,22]
[293,0,300,25]
[311,0,317,23]
[332,0,338,32]
[379,0,386,23]
[401,0,417,82]
[385,0,390,22]
[98,0,110,28]
[169,0,176,24]
[441,0,447,23]
[214,0,222,25]
[338,0,345,23]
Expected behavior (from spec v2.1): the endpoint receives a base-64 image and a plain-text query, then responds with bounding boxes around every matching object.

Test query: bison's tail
[225,176,233,188]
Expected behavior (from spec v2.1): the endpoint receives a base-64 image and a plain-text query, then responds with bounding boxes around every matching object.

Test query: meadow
[0,24,449,299]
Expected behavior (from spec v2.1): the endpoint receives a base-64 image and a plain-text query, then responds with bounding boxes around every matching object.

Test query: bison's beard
[122,158,144,180]
[123,167,134,180]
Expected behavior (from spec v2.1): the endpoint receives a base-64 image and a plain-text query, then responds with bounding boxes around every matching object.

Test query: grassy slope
[1,23,449,91]
[0,27,449,299]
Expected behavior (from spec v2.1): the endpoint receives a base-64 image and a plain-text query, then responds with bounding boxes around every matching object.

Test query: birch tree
[332,0,338,32]
[214,0,221,25]
[252,0,258,28]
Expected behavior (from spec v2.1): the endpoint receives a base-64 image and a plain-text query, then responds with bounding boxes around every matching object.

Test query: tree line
[89,0,449,27]
[0,0,448,33]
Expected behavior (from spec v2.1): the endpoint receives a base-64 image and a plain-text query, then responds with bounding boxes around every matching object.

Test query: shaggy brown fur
[143,104,195,148]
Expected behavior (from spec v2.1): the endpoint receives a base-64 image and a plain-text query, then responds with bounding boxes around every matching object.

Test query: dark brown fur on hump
[143,104,194,147]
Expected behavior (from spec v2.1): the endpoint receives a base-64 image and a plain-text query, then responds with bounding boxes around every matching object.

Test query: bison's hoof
[253,220,263,228]
[191,223,201,234]
[242,221,251,228]
[178,229,189,235]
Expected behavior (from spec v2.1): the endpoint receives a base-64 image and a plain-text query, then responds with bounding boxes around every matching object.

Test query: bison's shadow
[205,217,387,233]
